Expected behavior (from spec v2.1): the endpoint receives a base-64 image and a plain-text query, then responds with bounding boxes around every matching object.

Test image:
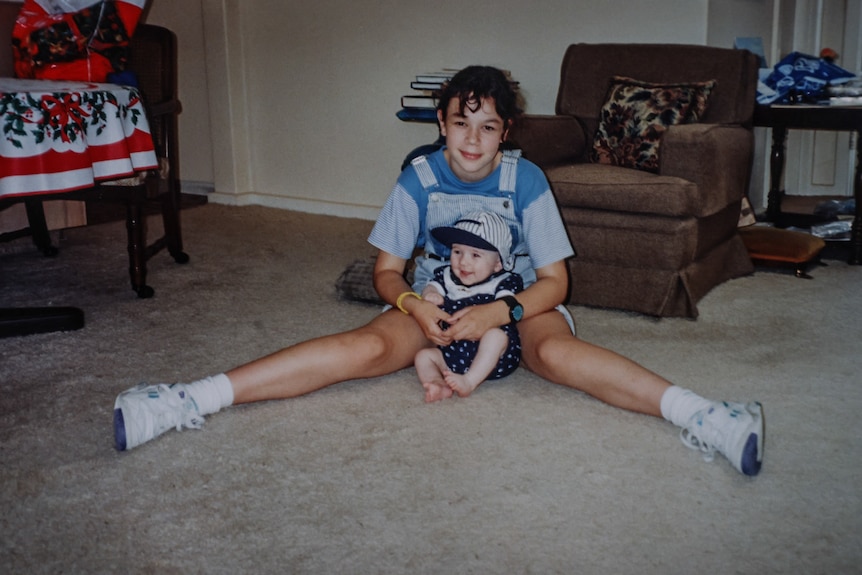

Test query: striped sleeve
[368,183,422,260]
[522,190,575,270]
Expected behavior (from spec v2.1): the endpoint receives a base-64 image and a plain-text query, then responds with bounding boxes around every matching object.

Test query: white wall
[144,0,213,196]
[707,0,775,209]
[146,0,776,220]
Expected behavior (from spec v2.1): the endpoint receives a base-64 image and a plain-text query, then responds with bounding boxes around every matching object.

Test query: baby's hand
[422,291,444,306]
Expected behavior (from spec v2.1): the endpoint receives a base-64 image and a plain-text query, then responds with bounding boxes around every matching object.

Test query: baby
[414,211,524,402]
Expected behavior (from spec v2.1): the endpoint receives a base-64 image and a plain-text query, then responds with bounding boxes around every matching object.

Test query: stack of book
[397,70,457,122]
[397,69,520,122]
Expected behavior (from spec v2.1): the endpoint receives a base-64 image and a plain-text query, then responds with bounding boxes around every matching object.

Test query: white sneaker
[680,401,764,476]
[113,383,205,451]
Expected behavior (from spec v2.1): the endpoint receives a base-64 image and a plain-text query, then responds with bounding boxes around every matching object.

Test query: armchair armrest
[660,123,753,216]
[508,114,586,168]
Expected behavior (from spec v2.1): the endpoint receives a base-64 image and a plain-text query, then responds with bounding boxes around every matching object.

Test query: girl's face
[449,243,502,286]
[438,96,508,182]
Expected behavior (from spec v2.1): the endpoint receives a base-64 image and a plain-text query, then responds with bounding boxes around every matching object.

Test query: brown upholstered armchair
[510,43,759,318]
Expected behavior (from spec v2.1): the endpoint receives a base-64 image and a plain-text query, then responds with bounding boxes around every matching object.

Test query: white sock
[660,385,713,429]
[184,373,234,416]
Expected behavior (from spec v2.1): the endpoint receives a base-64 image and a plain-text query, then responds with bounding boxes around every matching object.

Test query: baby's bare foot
[443,371,480,398]
[422,380,454,403]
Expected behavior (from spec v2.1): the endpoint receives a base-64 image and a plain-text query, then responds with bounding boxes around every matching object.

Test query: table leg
[24,200,58,256]
[850,129,862,265]
[766,125,787,223]
[126,202,154,298]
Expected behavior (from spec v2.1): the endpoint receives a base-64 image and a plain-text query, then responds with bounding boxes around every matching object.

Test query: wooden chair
[0,23,189,298]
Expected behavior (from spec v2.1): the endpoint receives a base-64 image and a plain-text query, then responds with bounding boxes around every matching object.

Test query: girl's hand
[409,300,455,346]
[373,252,451,344]
[444,302,504,342]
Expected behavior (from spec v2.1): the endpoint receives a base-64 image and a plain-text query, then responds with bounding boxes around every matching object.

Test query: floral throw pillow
[591,76,716,173]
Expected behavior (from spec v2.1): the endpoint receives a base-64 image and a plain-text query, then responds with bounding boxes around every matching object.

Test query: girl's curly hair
[436,66,523,126]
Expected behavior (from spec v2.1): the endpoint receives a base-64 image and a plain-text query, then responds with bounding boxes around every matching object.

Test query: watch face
[512,304,524,322]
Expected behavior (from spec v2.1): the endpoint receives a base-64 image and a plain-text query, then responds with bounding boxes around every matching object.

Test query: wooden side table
[753,104,862,264]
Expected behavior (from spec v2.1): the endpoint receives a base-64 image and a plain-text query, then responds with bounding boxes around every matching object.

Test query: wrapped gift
[12,0,146,82]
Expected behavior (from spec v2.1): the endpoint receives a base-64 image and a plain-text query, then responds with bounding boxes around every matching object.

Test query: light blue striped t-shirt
[368,148,575,290]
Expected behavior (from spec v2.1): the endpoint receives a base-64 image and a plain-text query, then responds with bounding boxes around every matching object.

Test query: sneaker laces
[140,384,205,436]
[680,408,722,463]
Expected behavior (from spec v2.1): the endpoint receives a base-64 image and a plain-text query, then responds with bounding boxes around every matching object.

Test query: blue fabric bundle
[757,52,855,105]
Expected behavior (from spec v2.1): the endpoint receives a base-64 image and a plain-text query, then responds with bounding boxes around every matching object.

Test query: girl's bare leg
[414,348,454,403]
[518,311,669,416]
[444,328,508,398]
[113,309,432,451]
[518,311,766,476]
[228,309,431,404]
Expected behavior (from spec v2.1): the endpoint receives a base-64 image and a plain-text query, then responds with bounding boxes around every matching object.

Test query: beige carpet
[1,203,861,574]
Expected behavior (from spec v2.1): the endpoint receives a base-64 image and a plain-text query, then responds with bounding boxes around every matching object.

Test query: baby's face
[449,243,502,286]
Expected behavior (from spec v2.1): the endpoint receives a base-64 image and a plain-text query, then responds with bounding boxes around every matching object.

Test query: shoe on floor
[114,383,204,451]
[680,401,764,476]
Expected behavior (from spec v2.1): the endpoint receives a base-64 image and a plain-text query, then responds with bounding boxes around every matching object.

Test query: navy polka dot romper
[436,268,522,380]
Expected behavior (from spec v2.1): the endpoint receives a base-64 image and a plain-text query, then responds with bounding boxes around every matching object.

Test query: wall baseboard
[206,190,380,221]
[181,180,216,197]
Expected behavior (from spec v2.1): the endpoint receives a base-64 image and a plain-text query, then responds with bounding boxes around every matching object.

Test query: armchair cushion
[545,163,698,217]
[591,76,715,173]
[544,122,753,220]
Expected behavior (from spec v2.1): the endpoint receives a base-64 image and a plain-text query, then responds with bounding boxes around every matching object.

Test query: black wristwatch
[500,296,524,323]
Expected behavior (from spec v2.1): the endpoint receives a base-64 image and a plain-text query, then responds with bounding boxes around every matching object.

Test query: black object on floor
[0,307,85,338]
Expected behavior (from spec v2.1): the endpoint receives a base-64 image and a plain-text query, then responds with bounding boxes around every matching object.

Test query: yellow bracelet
[395,291,422,314]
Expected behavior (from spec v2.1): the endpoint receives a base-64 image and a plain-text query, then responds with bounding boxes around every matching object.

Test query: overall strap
[410,155,440,192]
[413,151,519,194]
[499,149,521,194]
